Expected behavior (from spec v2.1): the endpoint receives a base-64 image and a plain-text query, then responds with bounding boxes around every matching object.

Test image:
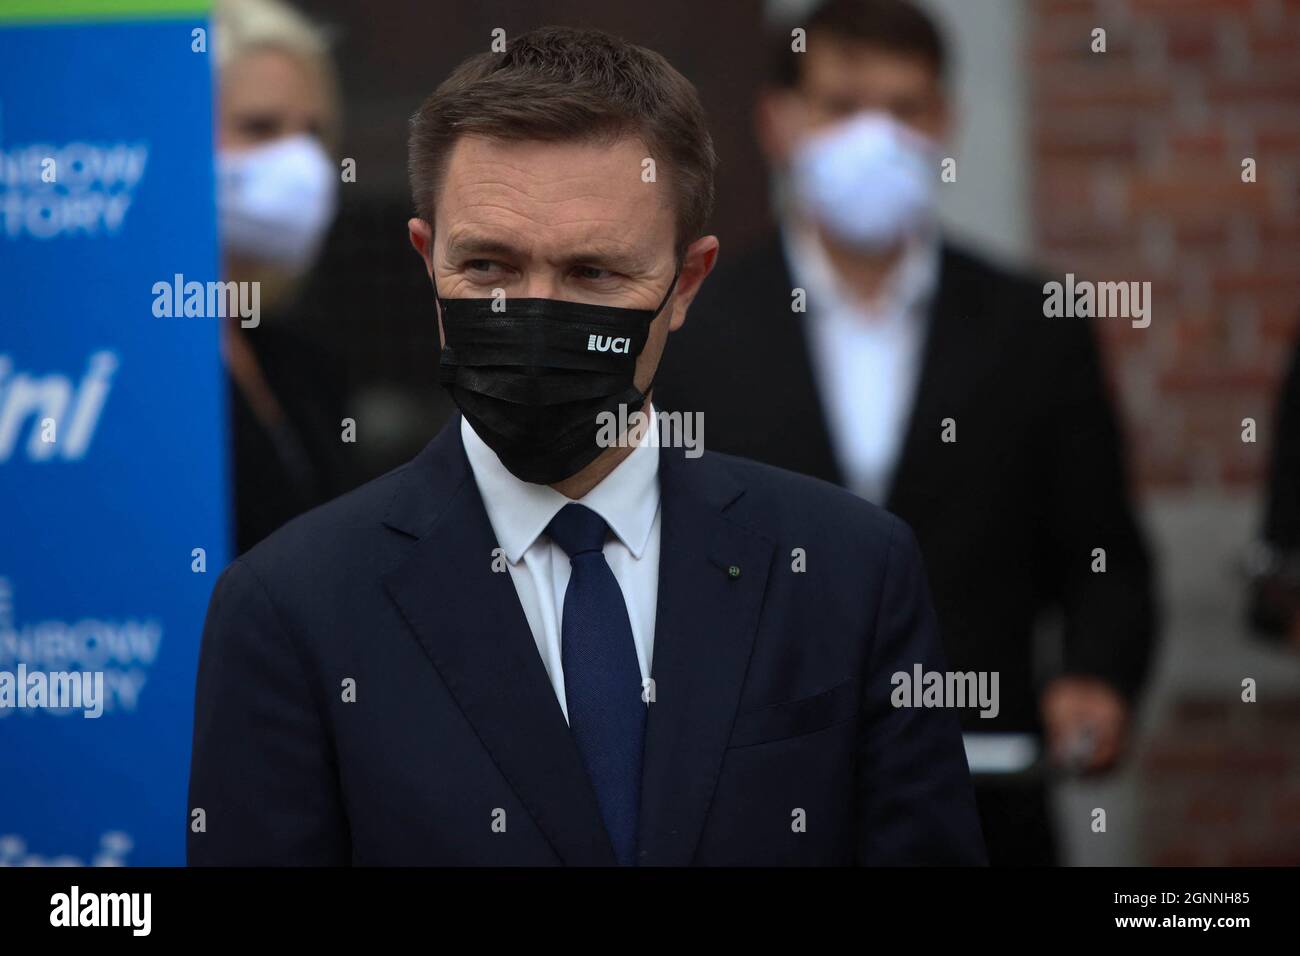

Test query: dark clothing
[974,777,1060,867]
[1251,330,1300,636]
[655,236,1159,866]
[656,236,1158,735]
[229,324,350,556]
[189,416,986,865]
[1264,335,1300,549]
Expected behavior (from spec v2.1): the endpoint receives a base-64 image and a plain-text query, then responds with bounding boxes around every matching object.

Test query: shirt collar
[461,406,661,563]
[780,216,941,322]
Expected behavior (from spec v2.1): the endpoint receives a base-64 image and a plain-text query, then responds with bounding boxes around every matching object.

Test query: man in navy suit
[187,25,986,866]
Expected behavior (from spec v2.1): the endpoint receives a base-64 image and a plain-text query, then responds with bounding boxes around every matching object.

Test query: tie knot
[546,503,609,558]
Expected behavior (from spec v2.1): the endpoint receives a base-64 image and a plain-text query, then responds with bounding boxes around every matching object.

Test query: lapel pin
[727,565,741,579]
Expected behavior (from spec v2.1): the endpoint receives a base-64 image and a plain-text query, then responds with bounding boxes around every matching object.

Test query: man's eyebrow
[562,245,647,271]
[444,235,524,260]
[445,235,650,272]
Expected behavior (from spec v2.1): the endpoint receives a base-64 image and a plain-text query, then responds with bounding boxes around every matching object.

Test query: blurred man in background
[214,0,351,554]
[655,0,1159,864]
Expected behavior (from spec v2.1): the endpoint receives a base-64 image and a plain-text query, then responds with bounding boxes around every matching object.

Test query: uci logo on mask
[587,334,631,354]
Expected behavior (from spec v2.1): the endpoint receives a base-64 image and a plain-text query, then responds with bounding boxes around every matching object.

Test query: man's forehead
[442,134,656,210]
[436,133,673,263]
[802,39,938,93]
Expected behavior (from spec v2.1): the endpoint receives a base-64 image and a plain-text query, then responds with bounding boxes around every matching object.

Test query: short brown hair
[770,0,948,88]
[408,26,717,259]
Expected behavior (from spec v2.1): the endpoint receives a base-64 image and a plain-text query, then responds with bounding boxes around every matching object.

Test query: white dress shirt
[460,409,661,724]
[782,220,941,504]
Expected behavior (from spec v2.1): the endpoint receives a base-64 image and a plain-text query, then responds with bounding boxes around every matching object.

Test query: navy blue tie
[546,502,646,866]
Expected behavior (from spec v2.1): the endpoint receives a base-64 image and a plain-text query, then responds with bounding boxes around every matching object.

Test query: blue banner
[0,8,225,865]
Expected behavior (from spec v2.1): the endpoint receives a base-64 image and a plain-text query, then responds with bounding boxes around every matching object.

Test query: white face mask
[217,133,337,272]
[790,111,938,251]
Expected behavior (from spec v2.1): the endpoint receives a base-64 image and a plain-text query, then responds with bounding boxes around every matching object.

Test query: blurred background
[281,0,1300,865]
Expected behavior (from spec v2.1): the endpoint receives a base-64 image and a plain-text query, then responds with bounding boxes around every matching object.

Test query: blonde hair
[214,0,341,147]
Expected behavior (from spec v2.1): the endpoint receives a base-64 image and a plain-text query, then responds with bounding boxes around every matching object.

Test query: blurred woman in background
[214,0,350,554]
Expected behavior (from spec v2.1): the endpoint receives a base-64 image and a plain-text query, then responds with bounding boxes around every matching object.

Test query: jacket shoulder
[233,456,420,586]
[705,447,903,550]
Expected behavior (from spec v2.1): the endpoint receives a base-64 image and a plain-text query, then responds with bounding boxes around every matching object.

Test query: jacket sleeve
[187,559,350,865]
[855,516,988,865]
[1041,318,1159,702]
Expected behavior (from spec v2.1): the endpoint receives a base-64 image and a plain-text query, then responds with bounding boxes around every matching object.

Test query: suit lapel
[753,237,845,485]
[381,419,617,865]
[885,244,983,511]
[636,445,775,865]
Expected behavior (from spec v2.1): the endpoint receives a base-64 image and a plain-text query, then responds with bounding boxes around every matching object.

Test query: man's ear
[665,234,720,333]
[409,217,446,346]
[408,217,434,276]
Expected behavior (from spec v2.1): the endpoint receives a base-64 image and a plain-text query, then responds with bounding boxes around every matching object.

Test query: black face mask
[435,272,679,485]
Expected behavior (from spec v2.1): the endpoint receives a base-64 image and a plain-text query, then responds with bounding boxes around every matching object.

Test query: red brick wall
[1139,695,1300,865]
[1029,0,1300,489]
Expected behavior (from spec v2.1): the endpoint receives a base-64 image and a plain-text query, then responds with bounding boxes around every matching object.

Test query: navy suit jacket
[188,416,986,865]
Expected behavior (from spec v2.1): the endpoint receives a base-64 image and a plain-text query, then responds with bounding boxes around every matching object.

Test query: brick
[1222,450,1269,486]
[1174,216,1231,243]
[1169,128,1229,161]
[1034,127,1141,162]
[1034,166,1109,212]
[1037,74,1176,111]
[1188,793,1246,825]
[1159,365,1278,394]
[1128,170,1275,215]
[1246,22,1300,63]
[1143,742,1224,774]
[1163,17,1222,63]
[1206,70,1300,107]
[1150,845,1209,866]
[1255,124,1300,160]
[1213,269,1300,299]
[1131,0,1257,13]
[1173,313,1227,357]
[1032,20,1139,66]
[1035,0,1103,16]
[1038,216,1130,247]
[1253,219,1300,243]
[1224,842,1300,866]
[1036,247,1156,275]
[1225,748,1293,776]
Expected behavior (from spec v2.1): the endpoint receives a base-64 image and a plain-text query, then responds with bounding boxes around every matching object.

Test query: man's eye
[814,96,859,120]
[465,260,500,274]
[573,265,614,281]
[238,116,283,142]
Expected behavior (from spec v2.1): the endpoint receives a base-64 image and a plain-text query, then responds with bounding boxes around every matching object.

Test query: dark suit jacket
[655,237,1158,734]
[188,415,986,865]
